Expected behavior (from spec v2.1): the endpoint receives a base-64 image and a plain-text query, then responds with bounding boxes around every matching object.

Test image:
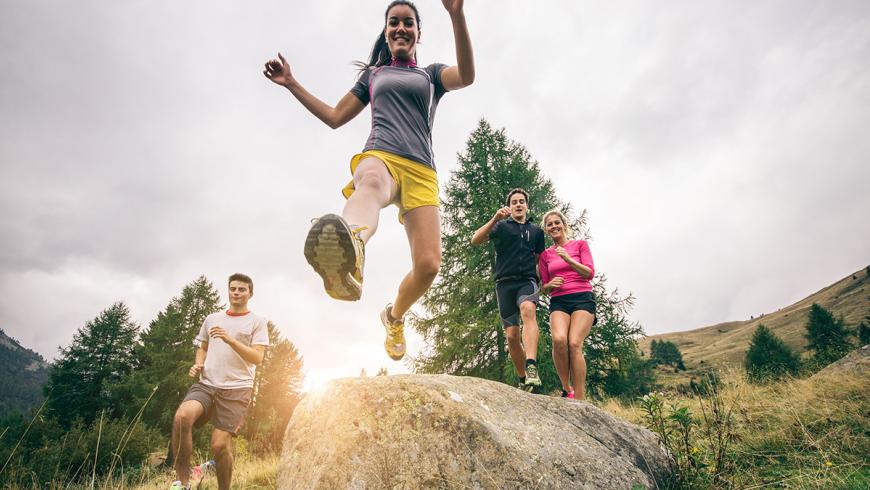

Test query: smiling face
[544,213,567,242]
[384,4,420,61]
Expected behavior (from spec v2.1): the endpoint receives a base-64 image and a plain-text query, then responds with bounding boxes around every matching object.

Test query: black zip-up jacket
[489,217,546,282]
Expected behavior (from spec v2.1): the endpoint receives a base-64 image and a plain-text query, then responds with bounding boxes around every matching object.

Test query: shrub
[744,325,801,383]
[805,303,854,369]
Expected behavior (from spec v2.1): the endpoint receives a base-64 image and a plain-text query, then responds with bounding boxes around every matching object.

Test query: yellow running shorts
[342,150,440,223]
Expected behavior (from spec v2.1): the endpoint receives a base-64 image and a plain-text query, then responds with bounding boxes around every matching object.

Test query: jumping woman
[538,210,597,399]
[264,0,474,360]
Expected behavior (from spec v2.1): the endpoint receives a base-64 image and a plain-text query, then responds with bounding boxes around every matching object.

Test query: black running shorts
[495,278,540,328]
[549,291,597,323]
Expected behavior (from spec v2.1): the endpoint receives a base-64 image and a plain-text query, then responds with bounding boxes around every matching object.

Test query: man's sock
[525,359,537,369]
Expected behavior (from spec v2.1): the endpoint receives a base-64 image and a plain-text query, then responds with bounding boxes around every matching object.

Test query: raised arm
[471,207,510,245]
[264,53,366,129]
[439,0,475,91]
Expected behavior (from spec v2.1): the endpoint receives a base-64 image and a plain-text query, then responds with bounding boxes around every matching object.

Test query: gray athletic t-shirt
[350,63,448,170]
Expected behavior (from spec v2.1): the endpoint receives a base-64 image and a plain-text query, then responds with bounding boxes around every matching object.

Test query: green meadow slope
[639,266,870,385]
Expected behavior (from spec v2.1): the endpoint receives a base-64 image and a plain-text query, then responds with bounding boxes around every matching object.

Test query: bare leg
[519,301,539,362]
[568,311,595,400]
[549,311,571,392]
[171,400,204,486]
[341,157,397,243]
[505,325,526,378]
[389,205,441,318]
[210,429,235,490]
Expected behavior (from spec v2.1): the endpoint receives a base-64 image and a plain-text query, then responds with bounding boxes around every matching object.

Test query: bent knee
[211,441,231,457]
[413,256,441,280]
[552,335,568,349]
[354,169,392,194]
[519,302,536,316]
[173,409,196,428]
[568,339,586,351]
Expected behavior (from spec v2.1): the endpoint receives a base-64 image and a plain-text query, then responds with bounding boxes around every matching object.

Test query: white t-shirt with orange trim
[195,310,269,389]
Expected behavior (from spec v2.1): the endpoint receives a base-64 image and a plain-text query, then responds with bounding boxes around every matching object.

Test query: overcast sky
[2,0,868,390]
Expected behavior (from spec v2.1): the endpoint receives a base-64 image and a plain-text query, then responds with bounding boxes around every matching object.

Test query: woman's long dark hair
[356,1,421,72]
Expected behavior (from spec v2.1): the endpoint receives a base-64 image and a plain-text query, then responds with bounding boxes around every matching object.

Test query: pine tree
[744,325,801,383]
[411,119,646,397]
[245,321,304,453]
[649,339,661,359]
[858,319,870,346]
[584,278,649,397]
[411,119,575,387]
[44,302,139,426]
[650,340,686,370]
[116,276,222,431]
[804,303,853,368]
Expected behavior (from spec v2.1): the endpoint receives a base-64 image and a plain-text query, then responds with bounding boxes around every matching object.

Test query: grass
[600,366,869,489]
[0,453,279,489]
[129,453,279,490]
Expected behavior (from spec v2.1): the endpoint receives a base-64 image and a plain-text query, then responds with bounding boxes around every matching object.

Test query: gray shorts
[183,382,252,436]
[495,278,540,328]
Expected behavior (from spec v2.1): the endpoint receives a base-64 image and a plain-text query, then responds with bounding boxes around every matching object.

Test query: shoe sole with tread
[304,214,361,301]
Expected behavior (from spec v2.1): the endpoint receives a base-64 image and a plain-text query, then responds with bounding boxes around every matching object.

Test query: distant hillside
[639,266,870,385]
[0,329,49,418]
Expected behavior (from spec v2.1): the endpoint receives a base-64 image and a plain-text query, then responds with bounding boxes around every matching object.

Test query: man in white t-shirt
[170,273,270,490]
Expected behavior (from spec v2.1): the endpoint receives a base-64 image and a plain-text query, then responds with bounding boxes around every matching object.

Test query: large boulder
[814,344,870,377]
[280,374,669,489]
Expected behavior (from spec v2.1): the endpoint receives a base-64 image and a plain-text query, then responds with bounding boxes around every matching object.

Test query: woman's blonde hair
[542,209,571,239]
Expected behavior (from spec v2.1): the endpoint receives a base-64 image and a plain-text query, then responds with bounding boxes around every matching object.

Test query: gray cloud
[1,1,868,383]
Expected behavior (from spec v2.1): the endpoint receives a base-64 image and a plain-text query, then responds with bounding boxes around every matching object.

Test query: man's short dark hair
[505,188,530,206]
[228,273,254,294]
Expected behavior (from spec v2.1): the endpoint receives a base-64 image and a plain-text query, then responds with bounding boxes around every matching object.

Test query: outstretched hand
[264,53,294,87]
[441,0,464,16]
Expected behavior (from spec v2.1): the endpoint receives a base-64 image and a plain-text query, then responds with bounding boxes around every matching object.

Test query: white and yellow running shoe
[304,214,365,301]
[380,303,406,361]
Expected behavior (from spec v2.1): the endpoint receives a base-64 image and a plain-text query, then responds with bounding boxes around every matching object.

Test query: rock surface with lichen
[814,344,870,377]
[279,374,669,489]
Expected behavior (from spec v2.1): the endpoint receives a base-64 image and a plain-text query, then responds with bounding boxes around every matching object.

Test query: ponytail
[367,34,392,68]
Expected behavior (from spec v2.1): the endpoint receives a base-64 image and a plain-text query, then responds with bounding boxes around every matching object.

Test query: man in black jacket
[471,188,545,391]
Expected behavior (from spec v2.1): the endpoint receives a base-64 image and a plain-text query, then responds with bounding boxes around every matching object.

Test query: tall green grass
[606,366,869,489]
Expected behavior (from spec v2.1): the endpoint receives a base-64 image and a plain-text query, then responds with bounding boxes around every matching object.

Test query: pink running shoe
[567,391,575,399]
[190,465,203,483]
